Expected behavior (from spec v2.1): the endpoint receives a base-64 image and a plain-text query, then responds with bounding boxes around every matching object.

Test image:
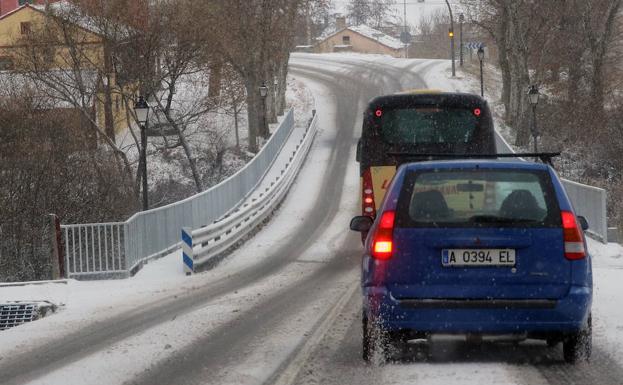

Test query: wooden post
[49,214,64,279]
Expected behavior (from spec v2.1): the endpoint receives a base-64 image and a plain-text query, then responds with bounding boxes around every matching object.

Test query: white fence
[62,110,296,279]
[495,133,608,242]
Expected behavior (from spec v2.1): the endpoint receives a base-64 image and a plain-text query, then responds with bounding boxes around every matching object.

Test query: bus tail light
[372,211,395,260]
[561,211,586,260]
[362,169,376,217]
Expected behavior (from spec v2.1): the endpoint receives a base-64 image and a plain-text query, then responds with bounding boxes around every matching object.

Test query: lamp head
[477,46,485,61]
[134,96,149,125]
[528,85,540,105]
[259,82,269,98]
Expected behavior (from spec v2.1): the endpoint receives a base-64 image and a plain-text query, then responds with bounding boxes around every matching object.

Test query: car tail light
[372,211,395,260]
[561,211,586,260]
[362,169,376,217]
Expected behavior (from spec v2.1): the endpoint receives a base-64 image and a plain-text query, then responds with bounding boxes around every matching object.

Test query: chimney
[336,16,346,30]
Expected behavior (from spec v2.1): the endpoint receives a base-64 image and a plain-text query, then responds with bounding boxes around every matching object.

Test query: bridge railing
[62,109,296,279]
[181,112,318,273]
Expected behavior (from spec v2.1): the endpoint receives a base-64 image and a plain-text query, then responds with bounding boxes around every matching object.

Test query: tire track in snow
[1,57,381,385]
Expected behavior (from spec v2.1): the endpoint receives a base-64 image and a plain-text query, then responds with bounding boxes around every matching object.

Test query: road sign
[400,31,412,44]
[466,42,485,50]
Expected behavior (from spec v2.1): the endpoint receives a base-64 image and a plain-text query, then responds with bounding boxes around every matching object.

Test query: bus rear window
[379,108,478,145]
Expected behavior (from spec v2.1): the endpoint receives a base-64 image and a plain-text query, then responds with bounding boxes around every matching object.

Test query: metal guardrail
[562,180,608,243]
[182,113,318,273]
[495,132,608,243]
[62,109,296,279]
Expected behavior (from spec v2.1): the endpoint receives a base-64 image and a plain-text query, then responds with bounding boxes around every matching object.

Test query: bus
[356,91,497,218]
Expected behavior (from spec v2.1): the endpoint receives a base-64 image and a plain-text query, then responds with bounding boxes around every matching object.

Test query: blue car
[350,159,592,363]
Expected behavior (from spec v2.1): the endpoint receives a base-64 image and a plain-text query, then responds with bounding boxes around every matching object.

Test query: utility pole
[459,13,464,66]
[403,0,408,58]
[445,0,456,77]
[478,46,485,97]
[305,4,312,46]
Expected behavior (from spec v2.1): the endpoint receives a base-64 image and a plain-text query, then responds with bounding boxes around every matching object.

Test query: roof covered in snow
[25,1,132,39]
[318,24,405,51]
[347,25,404,50]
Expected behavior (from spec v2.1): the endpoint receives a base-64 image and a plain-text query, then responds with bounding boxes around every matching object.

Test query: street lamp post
[134,96,150,211]
[528,85,540,154]
[459,13,464,67]
[403,0,408,59]
[445,0,456,77]
[273,76,279,115]
[259,82,269,138]
[477,46,485,97]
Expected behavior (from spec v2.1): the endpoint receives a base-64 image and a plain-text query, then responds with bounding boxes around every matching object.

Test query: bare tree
[346,0,395,27]
[0,85,135,281]
[14,3,137,182]
[197,0,305,152]
[370,0,397,28]
[219,66,247,153]
[136,0,209,193]
[347,0,372,26]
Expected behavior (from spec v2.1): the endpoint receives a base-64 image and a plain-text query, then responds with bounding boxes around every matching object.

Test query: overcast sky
[331,0,461,29]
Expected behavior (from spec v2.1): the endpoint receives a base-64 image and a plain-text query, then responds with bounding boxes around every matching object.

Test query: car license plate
[442,249,515,267]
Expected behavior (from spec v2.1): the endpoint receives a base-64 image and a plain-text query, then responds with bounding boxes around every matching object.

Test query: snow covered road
[2,54,623,385]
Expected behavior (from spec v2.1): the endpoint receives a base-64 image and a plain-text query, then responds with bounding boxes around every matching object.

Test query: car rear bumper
[362,285,592,334]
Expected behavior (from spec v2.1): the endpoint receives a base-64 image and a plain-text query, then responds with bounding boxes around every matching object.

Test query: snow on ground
[0,67,361,385]
[112,71,314,208]
[0,77,316,361]
[587,237,623,363]
[3,54,623,385]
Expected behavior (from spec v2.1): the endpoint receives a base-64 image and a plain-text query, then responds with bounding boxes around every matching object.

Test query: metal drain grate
[0,303,39,330]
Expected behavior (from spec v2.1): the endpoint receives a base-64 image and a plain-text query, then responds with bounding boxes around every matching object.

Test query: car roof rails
[386,152,561,166]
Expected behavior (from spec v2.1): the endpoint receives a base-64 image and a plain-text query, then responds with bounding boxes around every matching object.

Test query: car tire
[563,314,592,364]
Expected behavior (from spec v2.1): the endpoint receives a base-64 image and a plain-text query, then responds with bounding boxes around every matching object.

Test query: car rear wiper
[468,215,539,224]
[386,152,561,165]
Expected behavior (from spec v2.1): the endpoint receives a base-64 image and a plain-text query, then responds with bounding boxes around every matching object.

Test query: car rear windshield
[395,169,562,228]
[379,108,479,145]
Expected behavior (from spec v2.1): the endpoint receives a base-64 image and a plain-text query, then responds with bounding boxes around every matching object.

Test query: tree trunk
[591,55,606,118]
[503,1,531,147]
[277,53,289,115]
[266,66,278,125]
[244,76,260,152]
[208,61,222,98]
[156,89,204,193]
[234,105,240,152]
[176,128,204,193]
[496,10,511,120]
[562,0,585,110]
[567,56,583,108]
[305,5,312,45]
[587,0,621,118]
[103,44,116,144]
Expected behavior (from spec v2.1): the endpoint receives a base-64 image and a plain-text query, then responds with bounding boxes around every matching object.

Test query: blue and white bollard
[182,227,194,275]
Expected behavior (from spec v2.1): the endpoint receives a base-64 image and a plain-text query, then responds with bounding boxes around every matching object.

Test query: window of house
[20,22,31,35]
[0,57,14,71]
[342,35,351,45]
[18,0,34,5]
